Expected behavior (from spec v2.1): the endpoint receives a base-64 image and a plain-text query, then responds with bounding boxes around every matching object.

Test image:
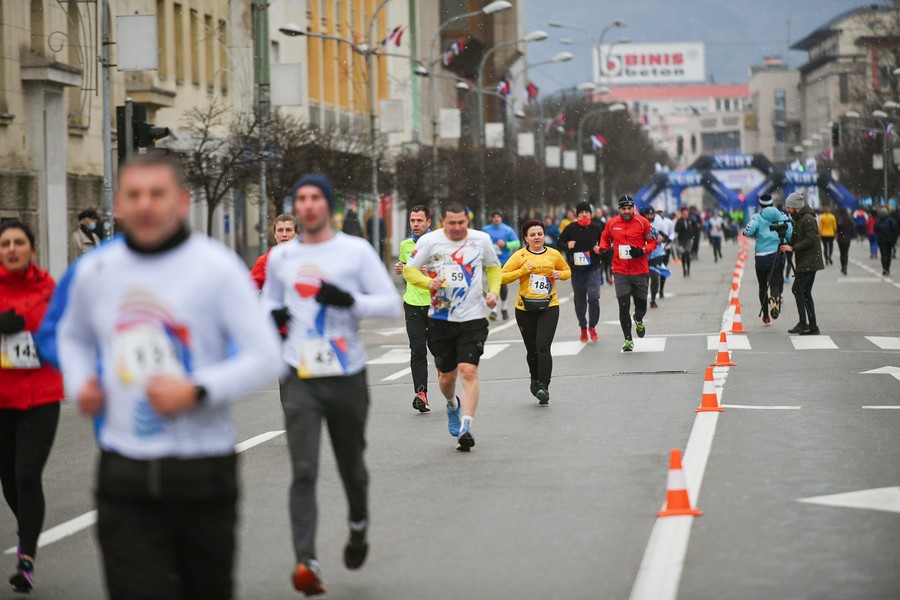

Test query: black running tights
[0,403,60,558]
[618,294,647,340]
[515,306,559,388]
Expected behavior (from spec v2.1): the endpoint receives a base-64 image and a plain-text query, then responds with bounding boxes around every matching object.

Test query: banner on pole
[583,154,596,173]
[485,123,505,149]
[271,63,303,106]
[545,146,561,168]
[517,133,535,157]
[439,109,461,139]
[563,151,577,170]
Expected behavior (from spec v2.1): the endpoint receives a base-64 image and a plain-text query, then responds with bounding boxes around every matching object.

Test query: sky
[523,0,888,94]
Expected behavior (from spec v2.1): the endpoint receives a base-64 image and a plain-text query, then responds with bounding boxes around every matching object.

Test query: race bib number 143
[0,332,41,369]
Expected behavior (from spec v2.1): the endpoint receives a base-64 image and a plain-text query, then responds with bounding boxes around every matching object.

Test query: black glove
[315,282,355,307]
[0,310,26,335]
[271,307,291,329]
[599,248,613,261]
[628,247,645,258]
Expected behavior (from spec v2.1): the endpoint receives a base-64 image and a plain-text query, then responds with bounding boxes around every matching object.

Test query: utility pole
[253,2,271,255]
[101,0,114,237]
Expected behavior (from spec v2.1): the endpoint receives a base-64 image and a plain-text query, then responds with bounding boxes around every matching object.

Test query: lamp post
[252,1,271,254]
[548,19,626,84]
[576,103,626,201]
[846,107,897,204]
[476,30,547,226]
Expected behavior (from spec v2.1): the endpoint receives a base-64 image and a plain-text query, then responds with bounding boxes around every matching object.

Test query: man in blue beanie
[262,173,401,595]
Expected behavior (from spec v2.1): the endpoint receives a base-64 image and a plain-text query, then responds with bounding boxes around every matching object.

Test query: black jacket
[789,206,824,273]
[557,222,603,270]
[874,214,899,245]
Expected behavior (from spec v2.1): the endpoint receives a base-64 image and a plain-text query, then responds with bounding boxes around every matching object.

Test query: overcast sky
[523,0,888,94]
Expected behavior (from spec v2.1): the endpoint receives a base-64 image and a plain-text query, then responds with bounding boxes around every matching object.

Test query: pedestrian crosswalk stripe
[630,338,667,352]
[480,344,510,360]
[367,348,410,365]
[706,335,750,350]
[790,335,838,350]
[866,336,900,350]
[550,341,586,356]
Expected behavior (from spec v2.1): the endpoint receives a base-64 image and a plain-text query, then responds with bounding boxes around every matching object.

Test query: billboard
[594,42,705,85]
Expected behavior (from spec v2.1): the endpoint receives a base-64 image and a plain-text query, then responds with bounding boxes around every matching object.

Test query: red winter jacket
[250,250,270,290]
[599,214,658,276]
[0,263,63,410]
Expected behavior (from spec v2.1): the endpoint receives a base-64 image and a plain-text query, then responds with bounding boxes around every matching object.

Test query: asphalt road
[2,237,899,600]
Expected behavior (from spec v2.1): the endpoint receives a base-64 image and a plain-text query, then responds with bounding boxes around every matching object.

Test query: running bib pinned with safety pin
[0,332,41,369]
[298,336,348,379]
[439,264,469,288]
[528,274,552,296]
[113,323,186,386]
[573,252,590,266]
[618,245,632,259]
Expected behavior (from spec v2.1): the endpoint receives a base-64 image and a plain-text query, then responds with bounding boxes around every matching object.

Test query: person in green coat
[393,205,433,412]
[780,192,824,335]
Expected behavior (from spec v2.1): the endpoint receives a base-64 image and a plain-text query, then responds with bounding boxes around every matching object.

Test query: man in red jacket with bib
[599,196,658,351]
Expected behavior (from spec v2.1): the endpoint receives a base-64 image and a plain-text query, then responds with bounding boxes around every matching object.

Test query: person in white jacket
[260,174,401,596]
[55,153,283,600]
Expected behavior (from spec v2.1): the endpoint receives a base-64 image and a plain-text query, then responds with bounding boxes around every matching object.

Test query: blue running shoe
[456,422,475,452]
[447,397,461,437]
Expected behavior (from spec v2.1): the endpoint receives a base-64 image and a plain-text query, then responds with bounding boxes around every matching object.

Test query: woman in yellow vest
[502,220,571,405]
[818,206,837,266]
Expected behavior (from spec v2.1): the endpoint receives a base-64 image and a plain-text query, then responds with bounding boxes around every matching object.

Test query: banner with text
[594,42,705,86]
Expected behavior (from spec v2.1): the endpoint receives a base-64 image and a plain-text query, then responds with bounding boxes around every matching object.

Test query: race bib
[298,336,348,378]
[440,264,469,288]
[0,332,41,369]
[114,323,186,386]
[618,245,632,259]
[529,274,552,296]
[573,252,590,266]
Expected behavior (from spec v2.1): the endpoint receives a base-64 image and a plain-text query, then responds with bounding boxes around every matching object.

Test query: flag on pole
[442,38,465,66]
[526,82,539,103]
[497,78,511,97]
[591,134,607,150]
[887,123,895,139]
[380,25,406,47]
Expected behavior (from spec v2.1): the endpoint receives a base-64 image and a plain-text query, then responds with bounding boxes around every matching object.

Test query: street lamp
[576,102,626,201]
[846,109,896,203]
[548,19,627,85]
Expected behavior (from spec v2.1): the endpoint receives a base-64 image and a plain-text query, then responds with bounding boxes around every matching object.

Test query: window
[773,89,786,124]
[839,73,849,103]
[217,20,228,95]
[156,0,167,79]
[174,3,184,82]
[270,40,280,63]
[723,98,731,111]
[30,0,44,56]
[204,14,213,91]
[190,9,200,85]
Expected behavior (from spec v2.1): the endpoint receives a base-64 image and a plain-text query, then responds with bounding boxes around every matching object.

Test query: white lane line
[706,335,750,350]
[629,337,667,353]
[789,336,838,350]
[849,257,900,288]
[866,336,900,350]
[381,367,412,382]
[4,431,286,555]
[720,404,801,410]
[837,277,884,284]
[480,344,510,360]
[550,341,586,356]
[366,348,410,365]
[862,406,900,410]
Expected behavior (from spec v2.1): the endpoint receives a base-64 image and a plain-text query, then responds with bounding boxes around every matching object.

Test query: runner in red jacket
[599,196,658,351]
[0,220,63,593]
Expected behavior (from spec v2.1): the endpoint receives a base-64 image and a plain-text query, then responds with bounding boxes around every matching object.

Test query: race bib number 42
[0,332,41,369]
[529,274,552,296]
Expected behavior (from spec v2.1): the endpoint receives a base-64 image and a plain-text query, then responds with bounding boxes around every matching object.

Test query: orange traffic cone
[730,302,745,333]
[657,449,703,517]
[696,367,724,412]
[711,331,736,366]
[730,290,740,306]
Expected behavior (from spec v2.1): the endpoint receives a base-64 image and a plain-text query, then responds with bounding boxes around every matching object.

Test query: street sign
[116,15,158,71]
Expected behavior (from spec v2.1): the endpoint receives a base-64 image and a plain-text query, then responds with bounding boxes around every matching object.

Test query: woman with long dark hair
[502,220,571,405]
[0,221,63,593]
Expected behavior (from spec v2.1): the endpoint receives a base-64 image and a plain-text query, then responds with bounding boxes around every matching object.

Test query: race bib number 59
[440,264,469,287]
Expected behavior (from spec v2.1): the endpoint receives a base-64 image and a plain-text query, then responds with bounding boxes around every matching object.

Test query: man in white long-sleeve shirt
[260,174,400,596]
[55,153,282,600]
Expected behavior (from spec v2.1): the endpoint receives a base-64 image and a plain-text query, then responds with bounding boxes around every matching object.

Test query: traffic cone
[711,331,736,366]
[657,449,703,517]
[730,302,745,333]
[730,289,740,306]
[696,367,724,412]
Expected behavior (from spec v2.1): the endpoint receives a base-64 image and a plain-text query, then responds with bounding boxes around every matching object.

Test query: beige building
[742,56,802,165]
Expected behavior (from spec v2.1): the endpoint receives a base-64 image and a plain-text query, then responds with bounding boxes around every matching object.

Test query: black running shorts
[426,318,489,372]
[613,273,650,299]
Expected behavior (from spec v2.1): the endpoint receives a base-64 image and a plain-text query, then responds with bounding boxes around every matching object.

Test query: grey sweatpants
[280,370,370,561]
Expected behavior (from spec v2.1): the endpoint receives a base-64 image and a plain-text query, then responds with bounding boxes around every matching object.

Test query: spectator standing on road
[0,221,63,594]
[403,202,501,452]
[674,206,697,276]
[502,220,570,405]
[708,210,725,262]
[557,202,603,343]
[743,194,793,325]
[818,206,837,266]
[874,207,899,276]
[52,153,283,600]
[781,192,824,335]
[836,208,854,275]
[68,209,101,263]
[262,174,401,595]
[689,206,703,260]
[394,205,433,413]
[250,213,299,290]
[483,211,521,321]
[866,209,879,259]
[598,195,658,352]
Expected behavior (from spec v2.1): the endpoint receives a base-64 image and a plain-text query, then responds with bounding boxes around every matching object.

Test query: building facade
[742,56,802,165]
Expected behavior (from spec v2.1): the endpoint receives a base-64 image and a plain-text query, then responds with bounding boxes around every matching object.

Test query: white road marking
[550,341,586,356]
[789,336,838,350]
[860,366,900,382]
[798,487,900,514]
[366,348,411,365]
[866,336,900,350]
[848,257,900,288]
[373,327,407,336]
[480,344,510,360]
[4,431,286,555]
[706,335,750,351]
[488,319,519,334]
[837,277,884,284]
[720,404,801,410]
[381,367,412,381]
[629,337,667,352]
[862,405,900,409]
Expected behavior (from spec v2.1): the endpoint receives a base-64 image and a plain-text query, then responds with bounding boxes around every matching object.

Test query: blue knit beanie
[291,174,336,212]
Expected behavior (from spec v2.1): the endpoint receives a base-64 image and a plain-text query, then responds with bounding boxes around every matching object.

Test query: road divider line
[720,404,801,410]
[381,367,412,382]
[4,430,286,555]
[861,405,900,410]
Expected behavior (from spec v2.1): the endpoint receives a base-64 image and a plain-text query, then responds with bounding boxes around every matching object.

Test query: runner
[674,206,697,276]
[557,202,603,343]
[501,220,570,405]
[261,174,401,595]
[598,196,658,352]
[643,206,670,309]
[743,194,792,325]
[708,210,725,262]
[0,221,63,594]
[393,205,433,412]
[482,210,520,321]
[53,153,283,600]
[250,213,299,289]
[403,202,501,451]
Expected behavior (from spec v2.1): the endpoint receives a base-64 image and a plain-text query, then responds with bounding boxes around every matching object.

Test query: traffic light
[831,122,840,147]
[116,102,170,163]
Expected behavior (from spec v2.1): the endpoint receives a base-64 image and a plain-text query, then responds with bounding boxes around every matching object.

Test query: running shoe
[9,559,34,594]
[799,326,820,336]
[579,328,588,343]
[456,423,475,452]
[635,320,646,338]
[536,385,550,406]
[501,309,509,321]
[489,311,497,321]
[447,398,461,437]
[412,391,430,413]
[788,323,809,334]
[762,315,771,325]
[293,560,326,596]
[588,328,599,342]
[768,297,779,319]
[622,339,634,352]
[650,300,658,309]
[530,380,540,398]
[343,527,369,570]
